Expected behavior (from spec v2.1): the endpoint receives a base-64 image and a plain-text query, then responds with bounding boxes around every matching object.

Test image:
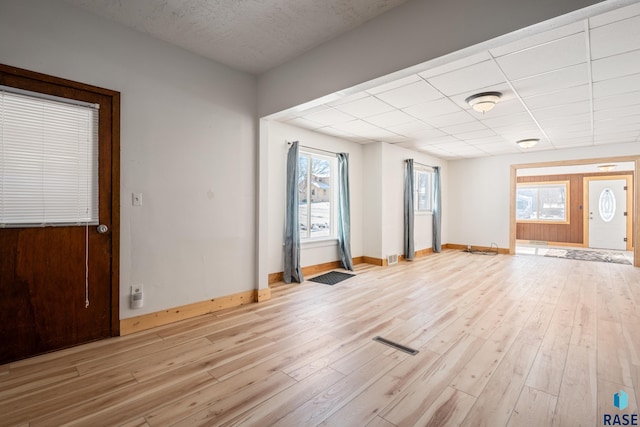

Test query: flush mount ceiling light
[598,164,617,172]
[516,138,539,148]
[465,91,502,113]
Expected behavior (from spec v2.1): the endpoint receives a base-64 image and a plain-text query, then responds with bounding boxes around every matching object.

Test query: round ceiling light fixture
[465,91,502,113]
[598,164,617,172]
[516,138,540,148]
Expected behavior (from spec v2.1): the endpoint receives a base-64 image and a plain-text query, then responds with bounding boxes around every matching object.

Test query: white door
[588,179,627,250]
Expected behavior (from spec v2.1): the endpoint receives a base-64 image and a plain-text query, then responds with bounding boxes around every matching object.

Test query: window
[298,151,334,239]
[0,87,99,227]
[415,169,433,213]
[516,181,570,223]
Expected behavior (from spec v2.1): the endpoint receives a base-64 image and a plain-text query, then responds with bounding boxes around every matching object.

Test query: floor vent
[372,336,419,355]
[387,254,398,265]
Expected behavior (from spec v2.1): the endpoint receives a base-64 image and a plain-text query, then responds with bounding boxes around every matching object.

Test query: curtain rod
[287,140,338,156]
[411,160,438,169]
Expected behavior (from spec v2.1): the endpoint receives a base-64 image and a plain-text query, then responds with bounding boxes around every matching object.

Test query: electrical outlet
[130,284,143,309]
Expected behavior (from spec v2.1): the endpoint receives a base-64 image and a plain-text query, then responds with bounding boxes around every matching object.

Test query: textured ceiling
[62,0,410,74]
[273,2,640,159]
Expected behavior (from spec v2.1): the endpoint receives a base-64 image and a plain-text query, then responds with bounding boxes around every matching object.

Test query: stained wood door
[0,65,120,364]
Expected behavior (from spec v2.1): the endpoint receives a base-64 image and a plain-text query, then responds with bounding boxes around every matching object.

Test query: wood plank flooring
[1,250,640,426]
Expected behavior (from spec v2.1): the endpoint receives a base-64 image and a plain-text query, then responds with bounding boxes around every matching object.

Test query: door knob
[97,224,109,234]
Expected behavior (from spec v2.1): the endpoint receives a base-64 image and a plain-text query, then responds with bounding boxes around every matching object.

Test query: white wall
[0,0,257,319]
[362,143,384,259]
[258,0,613,117]
[267,121,363,273]
[448,142,640,248]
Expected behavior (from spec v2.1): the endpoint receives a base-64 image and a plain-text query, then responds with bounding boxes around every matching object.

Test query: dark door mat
[309,271,355,285]
[545,249,631,265]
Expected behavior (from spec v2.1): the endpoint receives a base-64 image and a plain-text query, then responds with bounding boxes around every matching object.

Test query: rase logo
[604,390,638,426]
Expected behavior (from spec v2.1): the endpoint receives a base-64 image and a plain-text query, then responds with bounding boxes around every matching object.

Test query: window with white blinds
[0,87,99,227]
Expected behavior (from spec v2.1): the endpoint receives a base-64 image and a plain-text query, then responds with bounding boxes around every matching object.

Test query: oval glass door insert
[598,188,616,222]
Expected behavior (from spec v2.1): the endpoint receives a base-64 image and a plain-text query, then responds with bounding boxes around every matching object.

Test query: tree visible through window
[298,151,334,239]
[516,181,569,223]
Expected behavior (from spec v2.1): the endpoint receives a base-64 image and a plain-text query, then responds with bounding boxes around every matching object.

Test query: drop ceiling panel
[303,108,355,126]
[594,90,640,110]
[544,121,592,134]
[476,142,519,153]
[454,129,497,141]
[386,120,434,135]
[318,126,367,142]
[594,104,640,120]
[480,112,534,129]
[374,80,442,109]
[546,129,592,140]
[496,33,587,80]
[402,98,463,121]
[490,22,584,57]
[365,75,422,95]
[397,127,447,140]
[553,138,593,148]
[532,101,591,120]
[591,15,640,59]
[589,2,640,28]
[511,63,589,98]
[595,121,640,134]
[441,121,487,135]
[466,136,509,145]
[497,128,546,142]
[331,119,400,140]
[537,113,592,129]
[523,85,591,110]
[594,132,639,143]
[418,52,492,79]
[426,60,505,96]
[593,73,640,98]
[592,49,640,82]
[457,147,488,157]
[424,110,477,128]
[285,117,323,129]
[363,110,416,128]
[334,96,395,118]
[415,135,461,145]
[326,91,370,107]
[430,141,475,151]
[385,134,412,143]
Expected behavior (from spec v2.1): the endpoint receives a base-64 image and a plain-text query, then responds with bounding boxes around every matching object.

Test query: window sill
[415,211,433,216]
[301,238,338,249]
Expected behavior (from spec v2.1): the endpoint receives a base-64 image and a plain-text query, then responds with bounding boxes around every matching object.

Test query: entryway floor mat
[309,271,355,285]
[544,249,631,265]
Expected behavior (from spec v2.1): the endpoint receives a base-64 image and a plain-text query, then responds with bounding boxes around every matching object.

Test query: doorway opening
[510,156,639,267]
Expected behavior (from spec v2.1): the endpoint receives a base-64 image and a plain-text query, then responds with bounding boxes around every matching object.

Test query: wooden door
[0,65,120,364]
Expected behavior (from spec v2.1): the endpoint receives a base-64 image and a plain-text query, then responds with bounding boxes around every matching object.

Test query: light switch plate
[132,193,143,206]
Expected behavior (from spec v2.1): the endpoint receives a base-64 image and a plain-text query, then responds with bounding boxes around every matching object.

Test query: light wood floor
[2,250,639,426]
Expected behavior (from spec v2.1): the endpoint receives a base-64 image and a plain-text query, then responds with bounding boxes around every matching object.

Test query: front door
[587,177,629,251]
[0,65,119,364]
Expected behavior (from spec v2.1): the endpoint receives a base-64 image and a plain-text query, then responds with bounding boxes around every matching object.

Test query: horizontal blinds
[0,88,99,227]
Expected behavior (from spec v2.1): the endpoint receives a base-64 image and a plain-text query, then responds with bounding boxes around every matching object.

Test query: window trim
[298,149,336,241]
[516,180,571,225]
